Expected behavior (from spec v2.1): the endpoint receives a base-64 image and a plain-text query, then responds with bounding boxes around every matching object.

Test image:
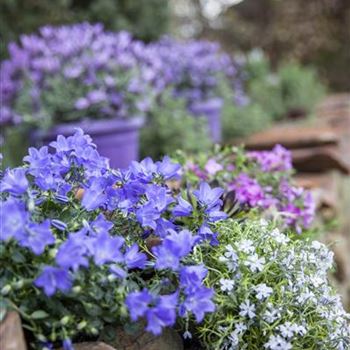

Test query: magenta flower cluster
[0,129,227,348]
[183,145,315,233]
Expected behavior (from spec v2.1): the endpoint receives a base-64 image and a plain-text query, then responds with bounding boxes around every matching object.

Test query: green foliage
[140,91,211,159]
[245,50,326,121]
[219,77,272,141]
[0,0,170,58]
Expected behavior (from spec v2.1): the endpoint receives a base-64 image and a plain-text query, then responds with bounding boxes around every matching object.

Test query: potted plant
[1,130,349,349]
[143,38,245,145]
[0,23,152,168]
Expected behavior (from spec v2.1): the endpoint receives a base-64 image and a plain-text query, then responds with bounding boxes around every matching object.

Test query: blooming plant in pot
[143,37,246,145]
[0,129,226,349]
[1,130,349,349]
[0,23,152,168]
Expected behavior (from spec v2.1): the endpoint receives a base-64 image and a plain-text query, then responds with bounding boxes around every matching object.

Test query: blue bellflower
[56,238,89,272]
[124,244,147,269]
[125,289,153,321]
[90,231,124,265]
[20,220,55,255]
[145,293,178,335]
[1,168,28,195]
[34,266,72,296]
[0,199,28,241]
[193,182,224,210]
[153,230,197,270]
[172,196,193,217]
[181,286,215,322]
[156,156,181,180]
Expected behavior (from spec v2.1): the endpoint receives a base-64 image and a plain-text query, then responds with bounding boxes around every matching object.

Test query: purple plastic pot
[32,117,144,169]
[189,98,223,143]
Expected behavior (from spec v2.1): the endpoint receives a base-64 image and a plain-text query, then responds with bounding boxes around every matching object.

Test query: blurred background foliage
[171,0,350,92]
[1,0,348,90]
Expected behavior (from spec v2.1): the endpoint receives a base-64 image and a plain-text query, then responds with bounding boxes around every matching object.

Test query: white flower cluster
[202,219,350,350]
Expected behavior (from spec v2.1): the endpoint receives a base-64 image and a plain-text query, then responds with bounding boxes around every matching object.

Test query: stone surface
[291,145,350,174]
[0,311,27,350]
[114,327,184,350]
[241,125,339,150]
[58,342,116,350]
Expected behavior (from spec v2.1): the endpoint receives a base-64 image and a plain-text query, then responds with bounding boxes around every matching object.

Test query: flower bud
[60,315,70,325]
[107,274,117,282]
[77,320,87,330]
[48,248,58,258]
[37,334,47,342]
[1,285,11,295]
[90,327,98,335]
[119,305,128,318]
[13,279,24,289]
[72,286,82,294]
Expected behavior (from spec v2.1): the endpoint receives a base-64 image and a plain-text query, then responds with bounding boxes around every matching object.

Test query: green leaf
[30,310,50,319]
[11,251,26,263]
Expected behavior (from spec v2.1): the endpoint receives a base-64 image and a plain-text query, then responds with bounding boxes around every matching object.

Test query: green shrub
[140,91,211,159]
[244,50,326,121]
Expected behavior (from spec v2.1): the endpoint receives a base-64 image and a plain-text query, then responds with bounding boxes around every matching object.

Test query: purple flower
[136,201,160,230]
[198,224,219,245]
[130,157,157,181]
[154,218,176,237]
[20,220,55,255]
[90,231,124,265]
[34,266,72,296]
[248,144,292,172]
[180,265,208,292]
[193,182,224,210]
[204,158,223,175]
[1,168,28,195]
[145,293,178,335]
[82,177,108,211]
[23,146,50,173]
[145,185,173,212]
[172,196,193,217]
[0,199,28,241]
[229,173,266,207]
[74,97,90,110]
[109,264,127,279]
[124,244,147,269]
[156,156,181,180]
[51,219,67,231]
[87,90,107,104]
[88,213,114,235]
[62,338,74,350]
[56,238,89,271]
[153,230,196,270]
[125,289,153,321]
[181,286,215,322]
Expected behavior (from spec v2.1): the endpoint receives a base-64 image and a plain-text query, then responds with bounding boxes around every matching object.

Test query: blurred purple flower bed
[0,22,243,129]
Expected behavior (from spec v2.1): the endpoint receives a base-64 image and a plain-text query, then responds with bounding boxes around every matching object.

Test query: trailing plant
[194,219,350,349]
